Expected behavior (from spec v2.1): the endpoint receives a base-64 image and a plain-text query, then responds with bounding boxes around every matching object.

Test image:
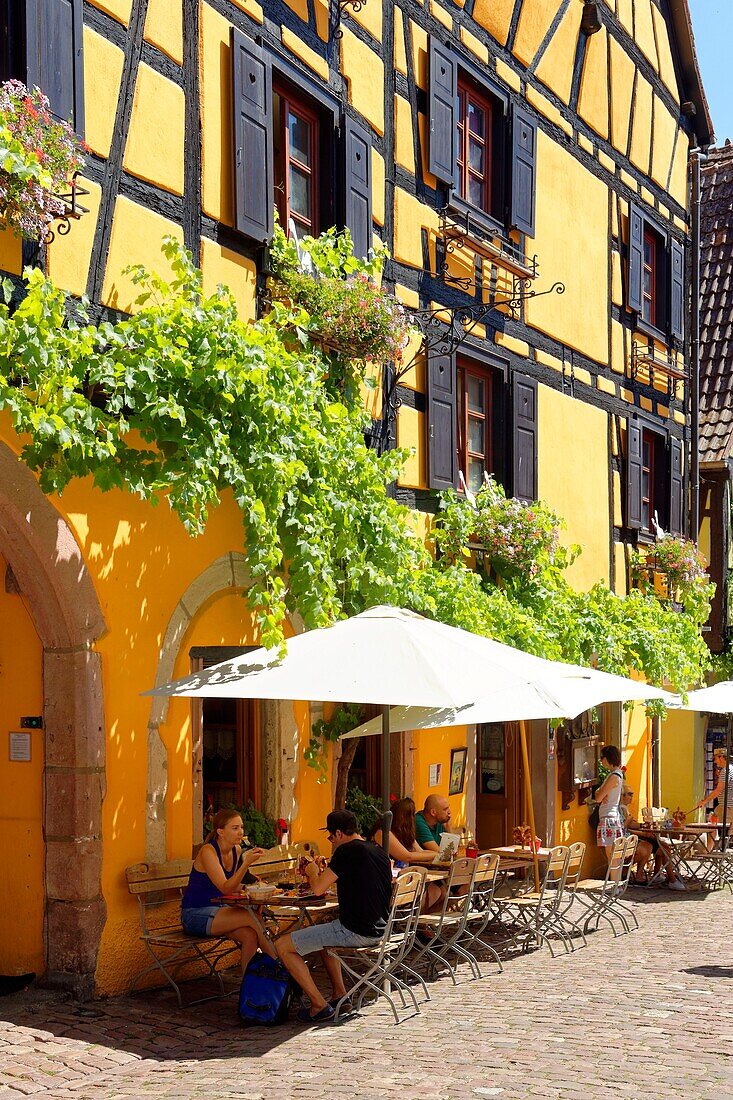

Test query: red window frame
[273,84,319,235]
[457,359,493,494]
[641,429,655,532]
[456,78,492,214]
[642,228,657,328]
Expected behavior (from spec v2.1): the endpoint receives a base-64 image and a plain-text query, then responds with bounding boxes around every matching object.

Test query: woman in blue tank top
[182,808,277,971]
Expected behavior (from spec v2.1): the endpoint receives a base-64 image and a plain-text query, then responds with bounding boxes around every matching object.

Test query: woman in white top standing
[594,744,625,864]
[691,748,733,849]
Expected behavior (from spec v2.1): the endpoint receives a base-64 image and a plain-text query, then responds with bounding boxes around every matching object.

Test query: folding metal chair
[455,852,504,975]
[326,867,427,1024]
[574,835,639,936]
[411,857,480,983]
[554,841,588,950]
[493,845,572,957]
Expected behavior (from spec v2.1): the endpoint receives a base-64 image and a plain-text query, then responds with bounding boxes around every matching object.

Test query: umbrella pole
[519,720,540,891]
[381,706,393,855]
[722,717,732,853]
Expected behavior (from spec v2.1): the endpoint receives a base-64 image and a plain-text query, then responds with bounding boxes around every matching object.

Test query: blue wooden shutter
[231,29,273,244]
[427,346,458,490]
[512,373,537,502]
[510,104,536,238]
[670,238,684,341]
[627,203,644,313]
[626,418,643,530]
[343,115,372,261]
[428,39,457,187]
[25,0,85,133]
[669,435,684,535]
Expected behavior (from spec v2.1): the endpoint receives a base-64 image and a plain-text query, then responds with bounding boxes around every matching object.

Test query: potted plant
[0,80,85,240]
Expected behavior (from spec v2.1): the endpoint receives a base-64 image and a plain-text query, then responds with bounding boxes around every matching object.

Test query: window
[274,86,319,235]
[641,428,656,531]
[628,203,684,342]
[0,0,85,134]
[456,79,492,214]
[626,418,685,536]
[457,359,493,494]
[231,30,372,256]
[428,39,536,238]
[426,348,537,503]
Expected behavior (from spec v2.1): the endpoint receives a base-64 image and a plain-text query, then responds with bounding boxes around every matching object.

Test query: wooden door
[475,722,523,848]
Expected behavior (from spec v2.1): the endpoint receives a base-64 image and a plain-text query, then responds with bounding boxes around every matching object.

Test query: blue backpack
[238,953,293,1026]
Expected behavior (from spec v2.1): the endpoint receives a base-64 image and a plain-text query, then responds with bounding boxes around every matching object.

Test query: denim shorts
[181,905,220,936]
[291,918,381,956]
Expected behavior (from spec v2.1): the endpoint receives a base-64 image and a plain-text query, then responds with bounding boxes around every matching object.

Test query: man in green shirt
[414,794,452,852]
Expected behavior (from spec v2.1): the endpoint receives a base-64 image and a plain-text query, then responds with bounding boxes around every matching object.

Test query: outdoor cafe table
[486,846,553,862]
[629,825,727,889]
[214,891,339,944]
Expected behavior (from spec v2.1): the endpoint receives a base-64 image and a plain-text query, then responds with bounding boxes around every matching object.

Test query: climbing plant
[0,232,714,779]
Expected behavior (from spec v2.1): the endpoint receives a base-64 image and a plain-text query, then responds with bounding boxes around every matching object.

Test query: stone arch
[147,554,303,860]
[0,442,107,998]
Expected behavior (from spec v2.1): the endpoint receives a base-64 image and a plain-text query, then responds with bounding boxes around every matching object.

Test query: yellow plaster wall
[47,179,103,298]
[201,2,234,226]
[652,2,680,101]
[412,726,470,829]
[609,36,635,155]
[83,28,125,159]
[472,0,514,46]
[537,386,610,590]
[622,706,653,813]
[0,552,44,977]
[341,30,385,136]
[124,64,185,196]
[634,0,659,71]
[102,197,183,312]
[629,74,653,177]
[661,709,706,815]
[534,0,582,105]
[0,225,22,277]
[651,97,678,190]
[526,132,608,364]
[200,237,257,319]
[144,0,183,64]
[88,0,131,23]
[577,25,609,140]
[513,0,563,69]
[396,406,424,489]
[351,0,383,41]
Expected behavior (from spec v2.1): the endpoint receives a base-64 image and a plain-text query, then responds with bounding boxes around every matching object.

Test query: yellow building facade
[0,0,712,995]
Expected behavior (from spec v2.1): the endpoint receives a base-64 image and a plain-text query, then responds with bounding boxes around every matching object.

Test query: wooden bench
[126,859,239,1008]
[125,843,321,1007]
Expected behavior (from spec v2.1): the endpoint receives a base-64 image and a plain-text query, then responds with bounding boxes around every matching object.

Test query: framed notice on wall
[9,732,31,762]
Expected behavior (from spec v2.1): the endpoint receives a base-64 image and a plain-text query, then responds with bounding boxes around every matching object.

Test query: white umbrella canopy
[341,665,673,739]
[674,682,733,713]
[146,605,592,707]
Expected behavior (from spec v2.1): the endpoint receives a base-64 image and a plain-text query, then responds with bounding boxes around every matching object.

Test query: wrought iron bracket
[330,0,367,39]
[630,336,687,399]
[44,172,90,244]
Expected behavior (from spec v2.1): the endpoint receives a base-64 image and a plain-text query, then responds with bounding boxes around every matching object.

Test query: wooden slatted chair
[574,835,639,937]
[455,852,504,975]
[126,859,239,1007]
[411,857,480,983]
[493,845,572,957]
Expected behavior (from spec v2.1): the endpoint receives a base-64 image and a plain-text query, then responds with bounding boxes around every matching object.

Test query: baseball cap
[320,809,358,835]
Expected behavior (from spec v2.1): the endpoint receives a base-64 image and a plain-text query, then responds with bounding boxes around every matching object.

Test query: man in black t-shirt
[275,810,392,1024]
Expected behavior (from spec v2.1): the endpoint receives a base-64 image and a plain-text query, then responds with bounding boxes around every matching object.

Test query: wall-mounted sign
[20,716,43,729]
[9,732,31,762]
[428,763,442,787]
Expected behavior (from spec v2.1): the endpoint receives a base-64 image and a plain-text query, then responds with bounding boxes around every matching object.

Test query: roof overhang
[668,0,715,146]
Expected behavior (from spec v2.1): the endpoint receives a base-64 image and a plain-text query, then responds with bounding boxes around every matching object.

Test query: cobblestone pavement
[1,889,732,1100]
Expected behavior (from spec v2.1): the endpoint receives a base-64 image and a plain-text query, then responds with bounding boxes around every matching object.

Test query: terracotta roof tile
[700,144,733,463]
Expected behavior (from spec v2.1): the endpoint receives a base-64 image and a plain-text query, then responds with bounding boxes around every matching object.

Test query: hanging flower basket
[631,537,708,611]
[267,222,414,364]
[0,81,86,241]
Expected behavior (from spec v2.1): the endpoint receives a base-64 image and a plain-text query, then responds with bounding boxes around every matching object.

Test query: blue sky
[687,0,733,144]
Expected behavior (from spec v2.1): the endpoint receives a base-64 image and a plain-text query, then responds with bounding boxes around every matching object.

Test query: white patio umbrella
[341,665,673,738]
[145,605,625,877]
[674,682,733,846]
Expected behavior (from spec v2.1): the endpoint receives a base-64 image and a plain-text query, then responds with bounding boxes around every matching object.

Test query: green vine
[0,231,713,728]
[306,703,364,780]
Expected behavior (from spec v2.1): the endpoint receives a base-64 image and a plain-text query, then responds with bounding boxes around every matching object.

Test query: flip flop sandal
[296,1003,335,1024]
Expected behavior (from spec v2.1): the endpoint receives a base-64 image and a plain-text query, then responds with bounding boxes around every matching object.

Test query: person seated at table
[414,794,452,852]
[619,787,685,890]
[180,808,277,973]
[372,797,444,911]
[275,809,392,1025]
[691,748,733,849]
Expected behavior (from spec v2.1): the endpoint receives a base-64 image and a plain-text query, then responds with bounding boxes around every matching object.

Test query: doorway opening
[475,721,523,848]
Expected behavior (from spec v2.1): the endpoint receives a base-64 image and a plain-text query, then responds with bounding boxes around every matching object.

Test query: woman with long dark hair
[181,808,277,971]
[371,798,435,865]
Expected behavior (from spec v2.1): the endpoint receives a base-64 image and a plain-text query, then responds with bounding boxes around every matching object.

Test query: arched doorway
[0,442,107,997]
